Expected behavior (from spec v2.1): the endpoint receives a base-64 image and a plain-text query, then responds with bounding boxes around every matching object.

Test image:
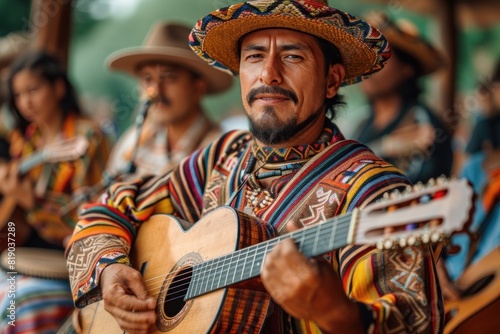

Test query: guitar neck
[18,151,45,176]
[186,211,354,300]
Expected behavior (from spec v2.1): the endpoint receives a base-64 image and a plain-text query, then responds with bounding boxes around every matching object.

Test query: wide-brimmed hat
[107,22,233,94]
[189,0,391,86]
[365,12,444,76]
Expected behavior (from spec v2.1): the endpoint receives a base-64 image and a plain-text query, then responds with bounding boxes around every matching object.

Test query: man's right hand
[101,263,156,334]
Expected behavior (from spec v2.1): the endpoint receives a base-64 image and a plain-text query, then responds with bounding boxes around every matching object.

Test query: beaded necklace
[242,127,333,215]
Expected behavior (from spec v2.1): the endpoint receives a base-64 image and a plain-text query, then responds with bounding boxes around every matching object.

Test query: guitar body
[0,135,89,251]
[444,247,500,333]
[75,179,476,334]
[79,207,272,333]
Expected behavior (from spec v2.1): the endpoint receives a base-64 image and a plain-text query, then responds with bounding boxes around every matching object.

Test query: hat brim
[190,0,391,86]
[381,28,443,76]
[106,46,233,94]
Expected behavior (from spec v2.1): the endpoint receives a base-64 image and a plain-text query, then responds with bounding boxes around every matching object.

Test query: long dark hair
[7,51,82,133]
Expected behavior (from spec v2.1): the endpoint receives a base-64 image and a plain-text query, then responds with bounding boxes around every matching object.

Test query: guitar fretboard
[19,151,45,175]
[186,211,354,300]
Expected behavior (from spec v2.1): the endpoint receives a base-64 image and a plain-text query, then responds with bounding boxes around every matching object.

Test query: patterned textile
[0,113,109,334]
[67,119,443,333]
[189,0,391,85]
[106,113,221,179]
[8,113,110,245]
[0,272,73,334]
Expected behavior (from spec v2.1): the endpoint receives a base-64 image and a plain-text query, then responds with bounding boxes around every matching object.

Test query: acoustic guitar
[0,135,89,250]
[444,247,500,333]
[77,178,474,334]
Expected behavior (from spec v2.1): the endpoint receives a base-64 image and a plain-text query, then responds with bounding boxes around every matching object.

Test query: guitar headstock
[42,135,89,163]
[353,178,474,249]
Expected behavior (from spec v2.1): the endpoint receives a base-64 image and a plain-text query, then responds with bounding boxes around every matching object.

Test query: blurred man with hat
[66,1,442,333]
[106,21,233,179]
[352,12,453,184]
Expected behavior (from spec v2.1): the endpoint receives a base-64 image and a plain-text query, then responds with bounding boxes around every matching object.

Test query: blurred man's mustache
[246,86,298,105]
[144,88,170,105]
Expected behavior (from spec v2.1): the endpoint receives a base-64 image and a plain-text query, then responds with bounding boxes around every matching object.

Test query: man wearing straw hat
[106,21,233,179]
[66,1,442,333]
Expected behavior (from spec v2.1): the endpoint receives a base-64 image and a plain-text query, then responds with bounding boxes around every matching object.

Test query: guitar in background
[0,135,88,250]
[77,178,474,334]
[443,158,500,334]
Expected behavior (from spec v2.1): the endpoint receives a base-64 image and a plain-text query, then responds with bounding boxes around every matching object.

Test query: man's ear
[326,64,345,99]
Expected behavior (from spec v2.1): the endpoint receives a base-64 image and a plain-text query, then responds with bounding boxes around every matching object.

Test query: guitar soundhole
[156,253,201,331]
[164,266,192,317]
[462,273,495,297]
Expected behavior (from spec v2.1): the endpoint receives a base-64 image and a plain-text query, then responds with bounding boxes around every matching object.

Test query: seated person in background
[0,51,109,334]
[66,1,443,333]
[106,21,233,180]
[437,60,500,313]
[351,12,453,184]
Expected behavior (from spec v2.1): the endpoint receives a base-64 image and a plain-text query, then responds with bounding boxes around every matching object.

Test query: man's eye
[160,73,176,81]
[245,54,263,61]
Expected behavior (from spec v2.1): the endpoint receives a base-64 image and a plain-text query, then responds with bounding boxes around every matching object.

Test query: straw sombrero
[365,12,444,76]
[107,22,233,94]
[189,0,391,86]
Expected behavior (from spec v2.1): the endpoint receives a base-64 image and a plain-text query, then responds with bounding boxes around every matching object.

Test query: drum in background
[0,247,68,280]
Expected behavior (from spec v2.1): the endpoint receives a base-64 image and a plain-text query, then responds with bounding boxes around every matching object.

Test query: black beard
[249,106,323,145]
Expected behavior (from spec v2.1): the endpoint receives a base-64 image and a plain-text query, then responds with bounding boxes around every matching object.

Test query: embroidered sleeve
[66,174,174,307]
[336,160,443,333]
[65,130,250,307]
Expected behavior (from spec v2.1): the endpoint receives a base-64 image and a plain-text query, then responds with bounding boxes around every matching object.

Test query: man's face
[239,29,342,146]
[137,63,207,126]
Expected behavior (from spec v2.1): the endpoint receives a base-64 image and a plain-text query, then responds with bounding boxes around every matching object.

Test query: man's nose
[259,56,283,86]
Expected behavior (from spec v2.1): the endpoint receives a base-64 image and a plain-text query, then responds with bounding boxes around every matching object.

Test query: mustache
[149,95,171,106]
[246,86,298,105]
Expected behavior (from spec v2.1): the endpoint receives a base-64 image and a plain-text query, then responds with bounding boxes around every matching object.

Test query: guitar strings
[144,225,353,305]
[137,214,354,304]
[141,218,352,291]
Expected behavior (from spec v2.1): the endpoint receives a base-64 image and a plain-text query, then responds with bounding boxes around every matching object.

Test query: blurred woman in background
[0,51,109,333]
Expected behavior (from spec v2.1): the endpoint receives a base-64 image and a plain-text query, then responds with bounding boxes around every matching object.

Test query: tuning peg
[436,175,447,185]
[376,239,396,250]
[404,185,413,194]
[426,178,436,187]
[399,238,407,248]
[430,232,441,243]
[383,239,394,250]
[389,189,401,199]
[413,182,424,191]
[421,233,430,244]
[407,235,418,246]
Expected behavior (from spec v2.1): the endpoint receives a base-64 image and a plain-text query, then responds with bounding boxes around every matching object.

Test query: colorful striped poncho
[67,121,443,333]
